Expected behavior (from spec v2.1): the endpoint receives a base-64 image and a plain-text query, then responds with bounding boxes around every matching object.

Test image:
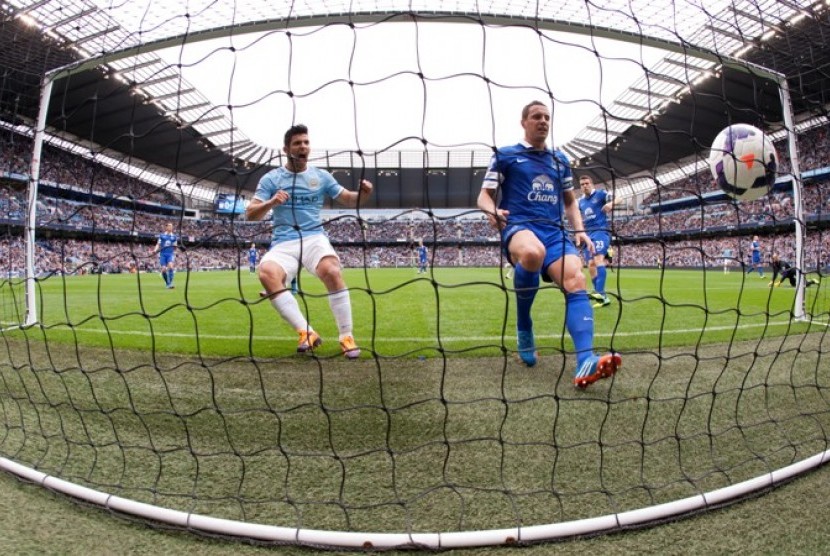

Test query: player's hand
[574,232,595,255]
[602,202,614,214]
[269,189,289,207]
[359,179,373,196]
[487,209,509,231]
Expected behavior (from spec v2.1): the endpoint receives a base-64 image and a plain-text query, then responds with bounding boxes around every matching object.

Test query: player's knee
[258,262,284,285]
[515,247,545,271]
[316,259,345,287]
[560,271,586,293]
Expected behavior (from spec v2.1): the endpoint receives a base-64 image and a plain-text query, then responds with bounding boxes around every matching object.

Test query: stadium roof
[0,0,828,203]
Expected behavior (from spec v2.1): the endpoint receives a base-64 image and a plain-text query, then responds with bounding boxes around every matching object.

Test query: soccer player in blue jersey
[417,240,428,273]
[152,222,179,289]
[477,101,621,388]
[245,124,373,359]
[248,243,258,273]
[578,175,619,308]
[747,235,765,278]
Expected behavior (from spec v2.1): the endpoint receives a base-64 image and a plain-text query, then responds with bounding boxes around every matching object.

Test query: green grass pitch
[1,265,829,539]
[2,266,828,359]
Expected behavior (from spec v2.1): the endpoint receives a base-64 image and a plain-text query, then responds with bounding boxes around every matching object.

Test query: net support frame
[3,450,829,549]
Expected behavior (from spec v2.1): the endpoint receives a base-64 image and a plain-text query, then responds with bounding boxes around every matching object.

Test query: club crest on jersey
[528,175,558,204]
[308,178,320,189]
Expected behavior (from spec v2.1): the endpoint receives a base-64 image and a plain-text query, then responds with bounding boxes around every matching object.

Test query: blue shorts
[752,252,761,265]
[588,230,611,257]
[159,253,175,267]
[503,223,579,280]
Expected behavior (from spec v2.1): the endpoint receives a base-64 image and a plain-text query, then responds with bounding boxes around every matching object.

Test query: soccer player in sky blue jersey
[578,175,619,308]
[245,124,373,359]
[477,101,620,388]
[747,235,765,278]
[152,222,179,289]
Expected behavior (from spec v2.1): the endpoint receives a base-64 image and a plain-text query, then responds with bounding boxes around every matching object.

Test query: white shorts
[259,234,339,282]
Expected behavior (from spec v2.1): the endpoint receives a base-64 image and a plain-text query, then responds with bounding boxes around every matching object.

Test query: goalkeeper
[768,253,819,288]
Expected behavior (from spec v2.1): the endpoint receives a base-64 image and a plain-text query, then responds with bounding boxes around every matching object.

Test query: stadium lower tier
[1,232,828,275]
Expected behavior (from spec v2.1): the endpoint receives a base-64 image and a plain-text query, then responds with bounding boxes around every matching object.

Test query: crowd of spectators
[1,134,179,206]
[1,123,829,277]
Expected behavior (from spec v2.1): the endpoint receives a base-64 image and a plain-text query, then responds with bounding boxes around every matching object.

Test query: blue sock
[168,269,174,286]
[565,291,595,366]
[591,275,598,292]
[513,264,539,332]
[596,266,607,297]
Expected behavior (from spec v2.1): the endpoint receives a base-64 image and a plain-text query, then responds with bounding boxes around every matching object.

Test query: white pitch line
[2,318,819,342]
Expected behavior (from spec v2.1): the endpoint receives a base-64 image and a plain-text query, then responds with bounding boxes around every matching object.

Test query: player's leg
[588,257,598,293]
[507,230,545,367]
[592,253,610,307]
[309,238,360,359]
[158,255,168,285]
[260,245,319,353]
[547,251,620,388]
[166,260,175,288]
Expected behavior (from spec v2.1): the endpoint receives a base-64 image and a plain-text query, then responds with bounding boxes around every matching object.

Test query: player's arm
[564,189,594,255]
[477,187,508,231]
[246,191,288,221]
[602,192,622,213]
[335,179,373,208]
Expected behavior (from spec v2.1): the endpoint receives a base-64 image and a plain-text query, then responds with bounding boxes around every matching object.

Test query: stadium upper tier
[0,1,827,199]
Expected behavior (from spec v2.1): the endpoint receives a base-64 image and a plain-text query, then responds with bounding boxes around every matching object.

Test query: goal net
[1,0,829,550]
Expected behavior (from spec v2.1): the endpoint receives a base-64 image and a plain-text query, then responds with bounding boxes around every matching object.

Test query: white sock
[272,292,309,332]
[328,289,353,338]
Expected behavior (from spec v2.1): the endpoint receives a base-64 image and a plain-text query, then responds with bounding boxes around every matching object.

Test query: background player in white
[151,222,179,289]
[578,174,620,307]
[477,100,621,388]
[246,124,373,359]
[722,246,733,274]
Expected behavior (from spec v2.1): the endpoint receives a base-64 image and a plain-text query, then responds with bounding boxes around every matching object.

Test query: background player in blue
[245,124,373,359]
[578,174,620,308]
[476,101,621,388]
[248,243,258,273]
[747,235,765,278]
[417,240,428,273]
[151,222,179,289]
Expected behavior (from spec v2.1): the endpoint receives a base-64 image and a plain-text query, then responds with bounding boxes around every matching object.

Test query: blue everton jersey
[579,189,612,232]
[254,166,344,244]
[158,232,177,255]
[482,142,573,229]
[248,247,257,263]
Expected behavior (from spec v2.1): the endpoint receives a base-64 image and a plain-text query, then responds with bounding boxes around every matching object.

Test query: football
[708,124,778,201]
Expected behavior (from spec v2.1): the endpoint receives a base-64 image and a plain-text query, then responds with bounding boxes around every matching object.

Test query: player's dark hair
[521,100,546,120]
[284,124,308,148]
